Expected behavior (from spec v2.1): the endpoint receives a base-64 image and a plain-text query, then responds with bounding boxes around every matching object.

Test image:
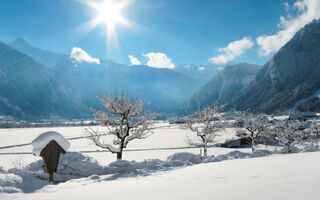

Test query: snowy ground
[0,122,319,199]
[0,122,244,170]
[2,152,320,200]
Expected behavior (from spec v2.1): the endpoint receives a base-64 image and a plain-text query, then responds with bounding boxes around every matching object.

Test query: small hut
[219,137,251,148]
[289,113,303,120]
[32,131,70,182]
[289,113,318,121]
[301,112,318,120]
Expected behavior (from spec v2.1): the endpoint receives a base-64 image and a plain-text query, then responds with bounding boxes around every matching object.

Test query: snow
[1,152,320,200]
[0,123,248,170]
[1,149,273,193]
[167,152,202,164]
[31,131,70,156]
[0,121,319,199]
[286,88,320,112]
[0,173,23,193]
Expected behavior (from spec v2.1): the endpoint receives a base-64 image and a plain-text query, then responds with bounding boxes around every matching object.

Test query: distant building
[269,119,282,124]
[298,123,310,130]
[169,119,185,124]
[289,113,303,120]
[219,137,251,148]
[289,112,318,121]
[301,112,318,120]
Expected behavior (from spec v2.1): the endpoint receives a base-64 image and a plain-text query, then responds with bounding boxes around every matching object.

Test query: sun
[96,0,122,28]
[76,0,135,50]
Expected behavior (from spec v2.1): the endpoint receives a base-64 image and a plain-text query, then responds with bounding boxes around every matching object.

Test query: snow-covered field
[0,122,242,170]
[0,122,319,199]
[3,152,320,200]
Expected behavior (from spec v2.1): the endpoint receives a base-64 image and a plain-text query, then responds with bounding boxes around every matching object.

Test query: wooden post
[49,172,54,182]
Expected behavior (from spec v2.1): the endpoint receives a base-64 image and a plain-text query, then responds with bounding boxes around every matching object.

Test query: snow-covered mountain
[227,19,320,113]
[5,19,320,119]
[3,39,204,119]
[184,63,261,113]
[0,41,85,119]
[8,37,68,68]
[173,63,220,84]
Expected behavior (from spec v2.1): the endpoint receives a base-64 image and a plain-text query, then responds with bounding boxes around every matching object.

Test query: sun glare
[76,0,134,51]
[97,0,122,28]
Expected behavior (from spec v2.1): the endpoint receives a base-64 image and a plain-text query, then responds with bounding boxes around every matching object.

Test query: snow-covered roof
[289,114,302,119]
[301,112,318,117]
[31,131,70,156]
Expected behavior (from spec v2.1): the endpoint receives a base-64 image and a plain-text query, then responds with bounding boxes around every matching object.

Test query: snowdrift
[1,149,275,193]
[1,142,319,194]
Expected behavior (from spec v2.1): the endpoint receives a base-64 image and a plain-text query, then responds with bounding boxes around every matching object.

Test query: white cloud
[184,64,191,68]
[256,0,320,56]
[128,55,141,65]
[143,52,175,69]
[70,47,100,64]
[283,2,290,12]
[210,37,254,64]
[198,66,205,71]
[278,16,287,28]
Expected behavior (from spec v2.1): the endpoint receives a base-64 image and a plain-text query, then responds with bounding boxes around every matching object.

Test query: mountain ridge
[0,41,85,119]
[183,63,261,114]
[227,19,320,113]
[3,38,209,119]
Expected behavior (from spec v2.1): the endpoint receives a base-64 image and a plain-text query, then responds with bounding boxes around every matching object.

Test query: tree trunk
[203,144,207,157]
[117,151,123,160]
[265,139,268,148]
[49,172,54,182]
[251,138,255,152]
[288,145,291,153]
[117,140,125,160]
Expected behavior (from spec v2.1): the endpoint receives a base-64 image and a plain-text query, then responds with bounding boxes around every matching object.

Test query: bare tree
[184,106,224,157]
[310,121,320,149]
[257,128,275,148]
[272,120,304,153]
[236,112,268,152]
[87,96,158,160]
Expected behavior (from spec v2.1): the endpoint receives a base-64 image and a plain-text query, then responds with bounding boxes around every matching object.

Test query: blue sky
[0,0,319,68]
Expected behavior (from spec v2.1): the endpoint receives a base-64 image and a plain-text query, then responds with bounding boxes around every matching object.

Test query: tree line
[85,95,320,161]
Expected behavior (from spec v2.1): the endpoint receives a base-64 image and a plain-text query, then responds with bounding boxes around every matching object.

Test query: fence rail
[0,124,179,150]
[0,145,215,155]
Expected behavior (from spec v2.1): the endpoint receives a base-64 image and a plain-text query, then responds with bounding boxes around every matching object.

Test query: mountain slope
[173,63,220,84]
[7,39,204,118]
[0,41,84,119]
[8,37,68,68]
[184,63,260,113]
[228,19,320,113]
[128,65,201,116]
